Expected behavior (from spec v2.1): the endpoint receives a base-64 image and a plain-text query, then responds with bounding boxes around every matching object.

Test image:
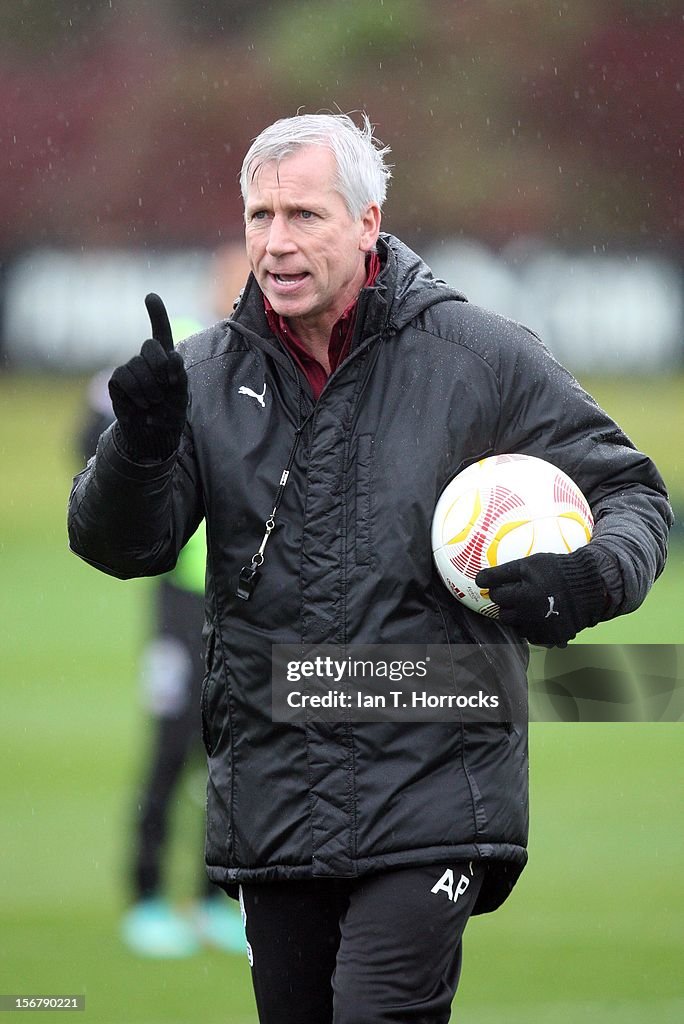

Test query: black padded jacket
[68,234,672,913]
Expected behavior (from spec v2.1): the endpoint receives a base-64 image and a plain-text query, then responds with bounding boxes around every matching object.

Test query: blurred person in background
[68,114,671,1021]
[76,245,249,958]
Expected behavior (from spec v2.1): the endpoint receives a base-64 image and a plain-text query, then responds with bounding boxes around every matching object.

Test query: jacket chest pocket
[355,434,374,566]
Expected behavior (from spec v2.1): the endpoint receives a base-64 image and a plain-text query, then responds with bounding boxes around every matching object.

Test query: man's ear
[359,203,382,252]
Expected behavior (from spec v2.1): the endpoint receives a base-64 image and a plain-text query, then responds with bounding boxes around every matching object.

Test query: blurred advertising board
[1,242,682,372]
[426,239,683,373]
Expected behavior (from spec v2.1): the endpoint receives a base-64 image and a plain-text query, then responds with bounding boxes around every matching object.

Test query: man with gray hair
[68,112,671,1021]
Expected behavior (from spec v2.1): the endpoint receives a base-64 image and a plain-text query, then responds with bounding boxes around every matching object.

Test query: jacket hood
[378,233,467,331]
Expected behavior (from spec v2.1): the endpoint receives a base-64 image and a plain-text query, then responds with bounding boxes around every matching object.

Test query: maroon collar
[264,252,382,400]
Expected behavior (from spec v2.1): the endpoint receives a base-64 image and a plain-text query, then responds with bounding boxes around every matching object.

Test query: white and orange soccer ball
[431,454,594,617]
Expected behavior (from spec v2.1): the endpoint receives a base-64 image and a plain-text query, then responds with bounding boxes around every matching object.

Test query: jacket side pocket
[355,434,374,567]
[200,628,217,756]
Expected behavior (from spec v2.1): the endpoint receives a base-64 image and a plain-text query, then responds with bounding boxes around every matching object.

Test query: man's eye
[251,211,269,221]
[299,210,315,220]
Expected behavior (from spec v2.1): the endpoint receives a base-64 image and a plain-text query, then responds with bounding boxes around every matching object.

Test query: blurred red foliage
[1,1,680,252]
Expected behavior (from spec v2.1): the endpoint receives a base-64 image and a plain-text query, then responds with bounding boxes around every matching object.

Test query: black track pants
[131,581,212,900]
[239,861,485,1024]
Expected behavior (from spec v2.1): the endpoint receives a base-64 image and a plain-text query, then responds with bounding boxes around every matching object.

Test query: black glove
[108,293,188,461]
[475,546,607,647]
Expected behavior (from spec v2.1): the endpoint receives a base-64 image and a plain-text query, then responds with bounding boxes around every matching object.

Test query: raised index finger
[144,292,174,353]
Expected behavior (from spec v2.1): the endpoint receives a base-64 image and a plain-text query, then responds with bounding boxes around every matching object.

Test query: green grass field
[0,374,682,1023]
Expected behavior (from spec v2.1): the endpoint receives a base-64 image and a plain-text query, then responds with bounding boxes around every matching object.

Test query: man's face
[244,145,380,344]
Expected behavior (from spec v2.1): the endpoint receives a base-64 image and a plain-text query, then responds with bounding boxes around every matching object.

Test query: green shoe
[193,898,246,954]
[121,898,200,958]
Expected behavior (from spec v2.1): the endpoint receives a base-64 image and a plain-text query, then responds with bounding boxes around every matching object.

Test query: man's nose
[266,214,297,257]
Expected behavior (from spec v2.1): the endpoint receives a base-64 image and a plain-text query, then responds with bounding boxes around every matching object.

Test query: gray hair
[240,112,392,219]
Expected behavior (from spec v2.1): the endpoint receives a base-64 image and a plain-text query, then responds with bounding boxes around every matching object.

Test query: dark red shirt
[264,252,381,400]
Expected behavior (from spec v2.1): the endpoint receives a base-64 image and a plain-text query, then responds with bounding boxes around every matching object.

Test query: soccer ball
[431,454,593,617]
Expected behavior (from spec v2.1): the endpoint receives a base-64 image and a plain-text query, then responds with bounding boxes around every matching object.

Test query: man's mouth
[271,272,308,286]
